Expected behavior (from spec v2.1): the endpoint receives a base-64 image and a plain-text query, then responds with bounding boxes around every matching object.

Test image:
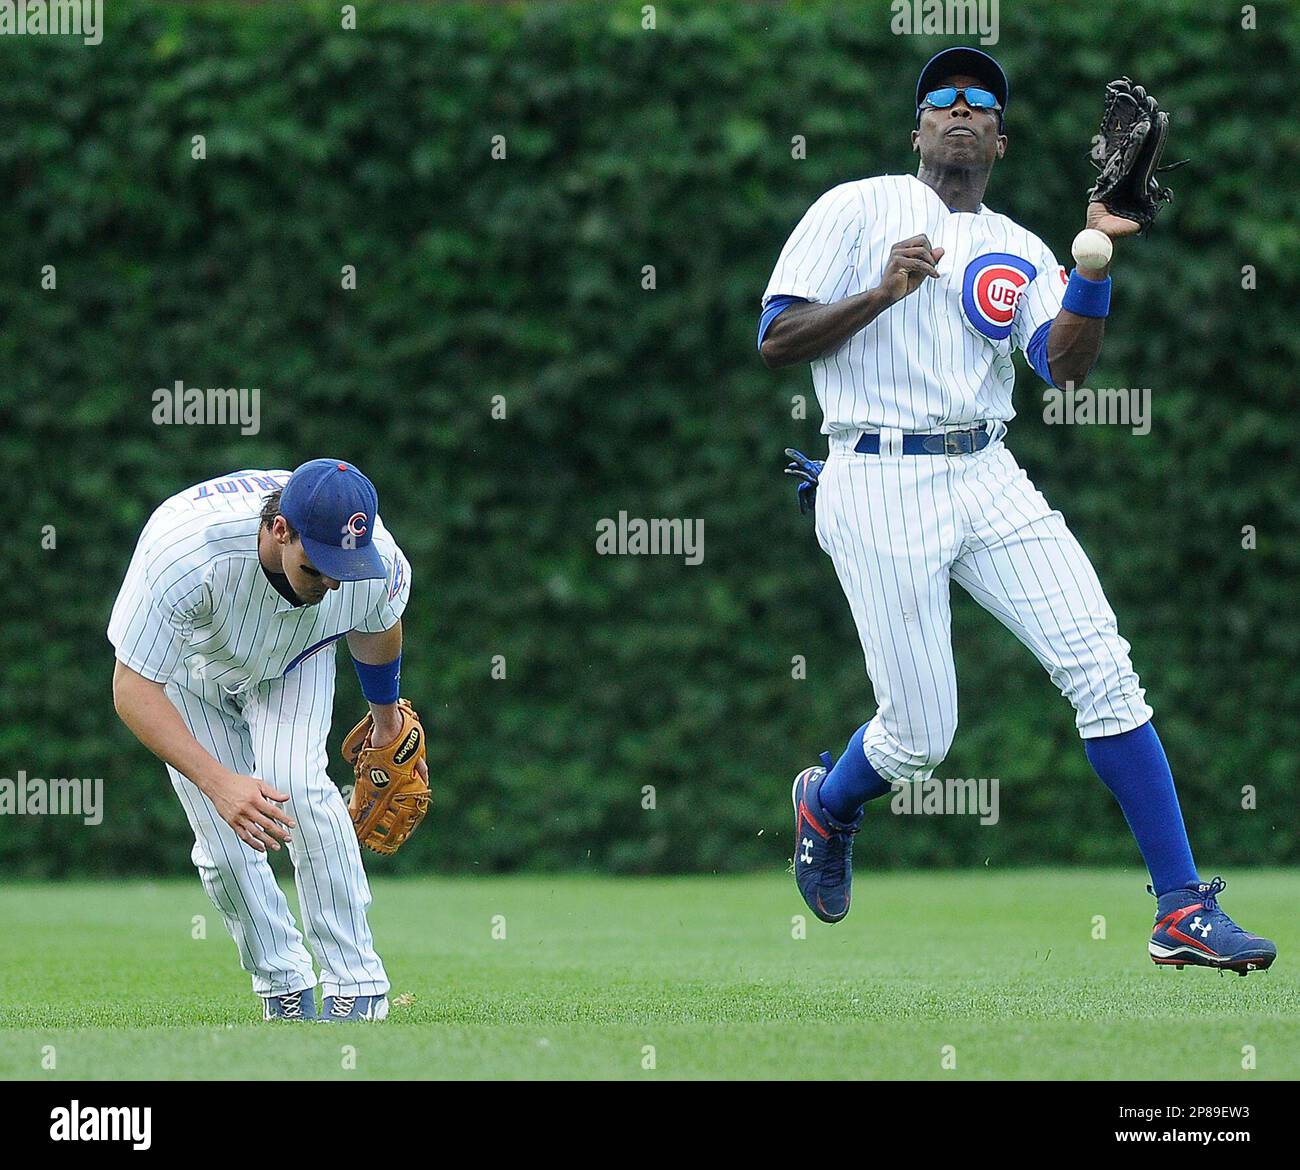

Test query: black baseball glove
[1087,77,1187,232]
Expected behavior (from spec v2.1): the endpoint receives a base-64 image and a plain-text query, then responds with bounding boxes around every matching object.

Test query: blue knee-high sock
[1084,720,1198,896]
[820,723,892,822]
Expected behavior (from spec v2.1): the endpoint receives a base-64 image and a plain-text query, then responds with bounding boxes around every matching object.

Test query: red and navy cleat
[792,753,863,924]
[1149,877,1277,975]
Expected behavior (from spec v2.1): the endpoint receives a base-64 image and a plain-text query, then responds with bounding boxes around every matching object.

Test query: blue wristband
[1061,269,1111,318]
[353,654,401,705]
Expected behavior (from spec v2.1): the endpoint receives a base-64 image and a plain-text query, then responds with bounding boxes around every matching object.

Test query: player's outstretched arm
[346,620,430,785]
[1044,307,1104,388]
[1044,202,1138,387]
[111,659,295,852]
[1047,75,1183,387]
[761,235,945,369]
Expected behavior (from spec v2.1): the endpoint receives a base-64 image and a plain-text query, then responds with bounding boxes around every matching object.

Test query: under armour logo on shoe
[800,837,814,865]
[1189,916,1212,938]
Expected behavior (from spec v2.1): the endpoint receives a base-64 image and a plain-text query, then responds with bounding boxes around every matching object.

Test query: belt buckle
[943,430,967,456]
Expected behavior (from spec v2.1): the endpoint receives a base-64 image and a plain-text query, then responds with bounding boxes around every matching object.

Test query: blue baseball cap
[916,47,1009,124]
[279,459,386,582]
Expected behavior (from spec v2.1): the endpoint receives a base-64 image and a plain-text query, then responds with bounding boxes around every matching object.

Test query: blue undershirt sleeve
[758,295,809,350]
[1026,318,1055,387]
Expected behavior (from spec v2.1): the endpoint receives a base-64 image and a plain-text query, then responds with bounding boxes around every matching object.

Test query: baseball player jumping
[760,47,1275,973]
[109,459,425,1019]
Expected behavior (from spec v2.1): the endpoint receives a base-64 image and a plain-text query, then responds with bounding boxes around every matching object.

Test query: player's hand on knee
[879,235,945,304]
[206,769,295,853]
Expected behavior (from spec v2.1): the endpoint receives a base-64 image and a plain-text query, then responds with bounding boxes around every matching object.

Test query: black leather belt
[854,425,991,456]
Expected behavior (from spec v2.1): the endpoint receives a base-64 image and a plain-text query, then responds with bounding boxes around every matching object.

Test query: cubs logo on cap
[279,459,386,582]
[961,252,1036,341]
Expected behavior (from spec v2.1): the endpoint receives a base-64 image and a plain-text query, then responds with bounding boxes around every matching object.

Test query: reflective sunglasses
[920,85,1002,113]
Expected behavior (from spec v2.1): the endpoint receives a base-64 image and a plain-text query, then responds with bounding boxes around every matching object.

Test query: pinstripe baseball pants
[815,432,1153,783]
[163,649,388,998]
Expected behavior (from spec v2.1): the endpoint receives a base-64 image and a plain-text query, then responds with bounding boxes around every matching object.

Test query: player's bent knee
[893,746,951,781]
[1073,689,1154,738]
[874,723,956,781]
[1058,664,1151,738]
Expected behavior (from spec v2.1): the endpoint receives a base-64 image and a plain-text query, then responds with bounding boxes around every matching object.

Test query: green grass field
[1,870,1296,1080]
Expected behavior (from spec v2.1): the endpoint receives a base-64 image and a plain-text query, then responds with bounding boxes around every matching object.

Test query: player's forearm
[111,660,228,795]
[347,621,402,666]
[760,287,896,369]
[347,622,405,737]
[1045,309,1106,389]
[1045,254,1112,387]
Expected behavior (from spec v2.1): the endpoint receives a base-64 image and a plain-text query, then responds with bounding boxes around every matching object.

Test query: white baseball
[1071,228,1113,270]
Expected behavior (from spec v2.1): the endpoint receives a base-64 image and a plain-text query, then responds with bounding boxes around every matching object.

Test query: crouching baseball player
[108,459,430,1020]
[761,47,1275,973]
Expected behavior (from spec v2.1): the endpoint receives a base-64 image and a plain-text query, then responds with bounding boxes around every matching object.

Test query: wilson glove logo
[392,728,421,766]
[369,768,390,789]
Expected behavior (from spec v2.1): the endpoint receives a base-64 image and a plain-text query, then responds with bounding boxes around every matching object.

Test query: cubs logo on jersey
[961,252,1037,341]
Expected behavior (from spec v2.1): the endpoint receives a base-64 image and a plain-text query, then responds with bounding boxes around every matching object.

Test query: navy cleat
[792,752,863,924]
[322,994,389,1021]
[262,988,318,1020]
[1149,877,1277,975]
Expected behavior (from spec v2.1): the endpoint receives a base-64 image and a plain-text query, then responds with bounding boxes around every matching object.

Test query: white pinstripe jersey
[108,469,411,699]
[763,173,1067,434]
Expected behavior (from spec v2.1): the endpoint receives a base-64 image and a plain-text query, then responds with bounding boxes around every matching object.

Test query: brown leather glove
[341,698,429,855]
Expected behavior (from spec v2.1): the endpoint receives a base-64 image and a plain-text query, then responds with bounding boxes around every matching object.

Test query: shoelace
[1199,876,1227,911]
[1198,876,1252,937]
[280,991,303,1018]
[819,824,859,886]
[330,996,356,1018]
